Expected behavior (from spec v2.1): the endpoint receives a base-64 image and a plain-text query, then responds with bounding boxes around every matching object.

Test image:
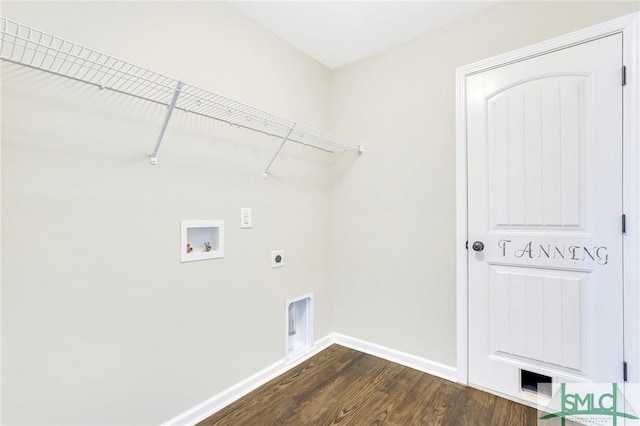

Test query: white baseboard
[332,333,458,383]
[163,332,457,425]
[162,334,335,426]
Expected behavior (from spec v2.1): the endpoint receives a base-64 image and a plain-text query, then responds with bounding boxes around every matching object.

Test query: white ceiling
[230,1,500,70]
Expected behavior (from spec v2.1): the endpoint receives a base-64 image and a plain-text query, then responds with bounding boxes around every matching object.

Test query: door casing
[456,12,640,394]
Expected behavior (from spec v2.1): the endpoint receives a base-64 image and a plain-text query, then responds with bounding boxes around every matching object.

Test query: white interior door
[466,34,624,404]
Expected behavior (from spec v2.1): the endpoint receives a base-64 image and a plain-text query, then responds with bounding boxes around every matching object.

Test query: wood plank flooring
[198,344,542,426]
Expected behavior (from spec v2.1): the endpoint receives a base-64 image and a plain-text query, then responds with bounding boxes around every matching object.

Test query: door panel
[467,34,623,403]
[489,76,586,229]
[489,266,585,372]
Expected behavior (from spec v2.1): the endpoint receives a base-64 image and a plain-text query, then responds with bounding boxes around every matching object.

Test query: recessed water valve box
[181,220,224,262]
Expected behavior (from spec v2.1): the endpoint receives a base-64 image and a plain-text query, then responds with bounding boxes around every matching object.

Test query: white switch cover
[241,208,252,228]
[272,250,284,268]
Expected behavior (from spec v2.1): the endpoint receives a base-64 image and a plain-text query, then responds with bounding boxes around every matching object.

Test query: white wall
[1,2,340,425]
[4,1,640,425]
[329,1,639,367]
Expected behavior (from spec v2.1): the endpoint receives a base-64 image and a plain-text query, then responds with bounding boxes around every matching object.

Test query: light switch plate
[241,207,252,228]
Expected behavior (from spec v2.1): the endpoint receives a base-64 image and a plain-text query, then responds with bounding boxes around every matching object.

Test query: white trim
[163,332,458,425]
[332,333,458,382]
[162,334,335,426]
[622,12,640,387]
[455,60,470,386]
[457,13,638,77]
[455,12,640,385]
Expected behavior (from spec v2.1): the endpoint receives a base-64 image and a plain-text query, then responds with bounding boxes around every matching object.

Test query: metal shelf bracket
[263,123,297,178]
[150,81,183,165]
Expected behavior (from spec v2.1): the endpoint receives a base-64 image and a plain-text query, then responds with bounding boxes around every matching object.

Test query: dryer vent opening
[285,294,314,362]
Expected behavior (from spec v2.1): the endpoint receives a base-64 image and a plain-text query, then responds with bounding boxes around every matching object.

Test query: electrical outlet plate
[271,250,284,268]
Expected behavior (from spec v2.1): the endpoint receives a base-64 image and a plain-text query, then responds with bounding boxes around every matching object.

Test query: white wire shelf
[0,16,363,175]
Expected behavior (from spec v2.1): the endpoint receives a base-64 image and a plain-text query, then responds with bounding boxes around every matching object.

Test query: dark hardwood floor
[198,344,543,426]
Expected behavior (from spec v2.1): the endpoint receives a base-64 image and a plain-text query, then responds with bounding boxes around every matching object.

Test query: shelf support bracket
[262,123,297,178]
[150,81,183,165]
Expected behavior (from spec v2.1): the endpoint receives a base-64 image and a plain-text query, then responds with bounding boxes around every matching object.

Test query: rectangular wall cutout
[521,369,552,397]
[181,220,224,262]
[285,293,314,363]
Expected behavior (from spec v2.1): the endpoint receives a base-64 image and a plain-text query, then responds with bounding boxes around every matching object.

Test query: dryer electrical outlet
[271,250,284,268]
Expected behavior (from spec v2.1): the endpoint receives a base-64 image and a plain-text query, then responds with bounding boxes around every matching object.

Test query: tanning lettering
[497,239,608,265]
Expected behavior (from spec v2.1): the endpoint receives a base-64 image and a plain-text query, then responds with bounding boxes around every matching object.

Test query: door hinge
[466,240,469,250]
[622,214,627,234]
[622,66,627,86]
[624,361,628,382]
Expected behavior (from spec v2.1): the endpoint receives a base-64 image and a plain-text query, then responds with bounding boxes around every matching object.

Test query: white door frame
[456,12,640,386]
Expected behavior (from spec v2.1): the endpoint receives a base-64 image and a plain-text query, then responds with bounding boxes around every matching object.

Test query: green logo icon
[540,383,639,425]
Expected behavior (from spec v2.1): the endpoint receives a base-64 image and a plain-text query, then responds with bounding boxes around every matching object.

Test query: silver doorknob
[472,241,485,252]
